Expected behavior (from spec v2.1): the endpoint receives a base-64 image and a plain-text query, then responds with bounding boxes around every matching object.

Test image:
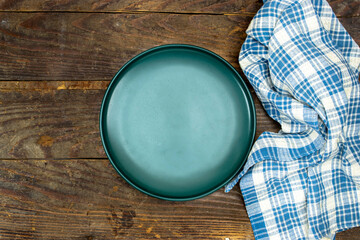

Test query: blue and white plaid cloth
[225,0,360,239]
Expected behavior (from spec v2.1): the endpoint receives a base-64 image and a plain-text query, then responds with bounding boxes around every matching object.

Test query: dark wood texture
[0,12,251,81]
[0,0,358,17]
[0,158,358,239]
[0,13,358,82]
[0,159,253,239]
[0,0,359,239]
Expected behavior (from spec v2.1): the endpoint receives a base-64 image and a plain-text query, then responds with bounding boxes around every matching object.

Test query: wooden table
[0,0,359,239]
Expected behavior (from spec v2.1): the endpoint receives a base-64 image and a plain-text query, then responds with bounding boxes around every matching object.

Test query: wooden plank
[0,81,107,159]
[0,13,359,82]
[0,159,358,240]
[0,81,279,159]
[1,0,262,14]
[0,12,250,81]
[0,0,358,17]
[0,159,254,239]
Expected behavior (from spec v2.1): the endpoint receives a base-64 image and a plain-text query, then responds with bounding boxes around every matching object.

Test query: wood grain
[0,159,253,240]
[0,0,358,17]
[0,159,358,239]
[0,12,250,81]
[0,13,359,82]
[0,81,279,159]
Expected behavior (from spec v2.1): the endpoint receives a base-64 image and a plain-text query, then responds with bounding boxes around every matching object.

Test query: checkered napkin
[225,0,360,239]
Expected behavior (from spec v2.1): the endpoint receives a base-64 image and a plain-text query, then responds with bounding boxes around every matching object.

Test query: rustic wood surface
[0,13,358,81]
[0,160,253,239]
[0,0,359,239]
[0,0,358,17]
[0,12,252,81]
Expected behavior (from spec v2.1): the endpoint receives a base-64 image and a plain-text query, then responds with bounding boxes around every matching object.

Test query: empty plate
[100,44,256,201]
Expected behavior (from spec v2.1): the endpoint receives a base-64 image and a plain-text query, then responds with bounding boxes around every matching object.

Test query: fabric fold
[225,0,360,239]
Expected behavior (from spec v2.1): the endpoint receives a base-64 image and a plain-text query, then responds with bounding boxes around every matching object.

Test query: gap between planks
[0,9,357,18]
[0,10,254,16]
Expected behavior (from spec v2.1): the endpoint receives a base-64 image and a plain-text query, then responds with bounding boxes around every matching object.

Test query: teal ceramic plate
[100,44,256,201]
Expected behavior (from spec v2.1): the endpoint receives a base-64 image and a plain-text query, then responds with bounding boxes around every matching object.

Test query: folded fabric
[225,0,360,239]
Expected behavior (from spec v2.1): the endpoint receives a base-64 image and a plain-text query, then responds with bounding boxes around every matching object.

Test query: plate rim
[99,44,256,201]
